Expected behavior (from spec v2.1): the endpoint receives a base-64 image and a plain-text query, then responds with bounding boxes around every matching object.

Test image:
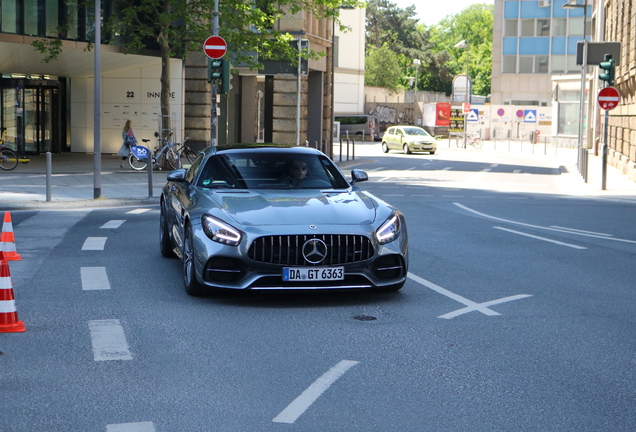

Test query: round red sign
[598,86,620,110]
[203,36,227,60]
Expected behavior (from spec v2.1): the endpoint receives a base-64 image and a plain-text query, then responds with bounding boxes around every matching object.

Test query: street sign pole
[211,0,220,148]
[597,83,620,190]
[602,107,608,190]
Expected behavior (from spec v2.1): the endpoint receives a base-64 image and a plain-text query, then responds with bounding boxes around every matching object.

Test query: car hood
[204,189,378,226]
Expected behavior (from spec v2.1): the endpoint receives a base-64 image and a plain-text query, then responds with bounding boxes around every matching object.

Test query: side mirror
[350,169,368,185]
[167,169,187,182]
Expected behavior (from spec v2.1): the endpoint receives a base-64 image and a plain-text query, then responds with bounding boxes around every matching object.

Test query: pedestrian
[118,120,137,168]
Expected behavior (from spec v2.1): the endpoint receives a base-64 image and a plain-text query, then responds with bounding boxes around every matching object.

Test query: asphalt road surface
[3,148,636,431]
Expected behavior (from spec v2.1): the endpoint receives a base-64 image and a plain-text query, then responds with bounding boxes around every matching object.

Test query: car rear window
[197,152,350,190]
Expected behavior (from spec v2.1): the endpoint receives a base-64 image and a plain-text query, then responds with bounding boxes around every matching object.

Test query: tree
[32,0,361,130]
[429,4,493,96]
[364,45,404,93]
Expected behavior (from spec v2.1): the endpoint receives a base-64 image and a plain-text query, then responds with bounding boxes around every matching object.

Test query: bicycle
[467,132,483,149]
[173,138,198,165]
[0,127,18,171]
[127,135,192,171]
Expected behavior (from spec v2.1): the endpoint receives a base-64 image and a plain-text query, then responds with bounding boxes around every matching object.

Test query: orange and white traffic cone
[1,212,21,261]
[0,255,25,333]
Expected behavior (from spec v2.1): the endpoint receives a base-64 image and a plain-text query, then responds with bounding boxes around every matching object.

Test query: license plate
[283,266,344,281]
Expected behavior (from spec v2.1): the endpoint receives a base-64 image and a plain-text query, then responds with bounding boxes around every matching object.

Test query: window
[46,0,59,37]
[536,19,550,36]
[521,19,535,36]
[505,20,518,37]
[569,17,583,36]
[551,55,565,73]
[558,101,579,135]
[519,56,533,73]
[567,55,578,71]
[1,0,17,33]
[503,56,516,73]
[24,0,39,36]
[535,55,548,73]
[553,18,566,36]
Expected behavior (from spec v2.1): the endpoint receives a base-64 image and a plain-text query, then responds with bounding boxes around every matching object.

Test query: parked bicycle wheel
[166,149,179,170]
[473,139,483,149]
[128,153,148,171]
[0,148,18,170]
[183,146,198,164]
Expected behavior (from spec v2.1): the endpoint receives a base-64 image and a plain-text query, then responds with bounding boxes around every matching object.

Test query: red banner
[436,103,451,127]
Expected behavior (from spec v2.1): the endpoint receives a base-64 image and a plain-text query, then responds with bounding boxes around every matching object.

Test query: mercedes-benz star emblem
[302,239,328,264]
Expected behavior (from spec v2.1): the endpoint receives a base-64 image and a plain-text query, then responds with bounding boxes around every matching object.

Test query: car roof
[206,144,323,156]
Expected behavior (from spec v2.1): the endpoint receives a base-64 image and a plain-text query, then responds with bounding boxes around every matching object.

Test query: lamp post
[454,40,470,148]
[413,59,421,90]
[563,0,588,182]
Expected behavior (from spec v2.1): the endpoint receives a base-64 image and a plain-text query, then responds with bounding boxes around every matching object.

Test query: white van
[335,115,382,141]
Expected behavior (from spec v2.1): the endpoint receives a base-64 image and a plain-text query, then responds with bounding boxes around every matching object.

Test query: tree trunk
[159,31,171,140]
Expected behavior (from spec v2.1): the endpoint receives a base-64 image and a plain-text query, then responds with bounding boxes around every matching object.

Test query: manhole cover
[353,315,377,321]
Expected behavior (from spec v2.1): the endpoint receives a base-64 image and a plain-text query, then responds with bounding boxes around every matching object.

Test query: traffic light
[208,59,223,83]
[207,59,232,93]
[599,54,615,87]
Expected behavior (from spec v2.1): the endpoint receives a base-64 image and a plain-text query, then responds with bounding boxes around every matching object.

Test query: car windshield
[196,151,351,190]
[403,128,430,137]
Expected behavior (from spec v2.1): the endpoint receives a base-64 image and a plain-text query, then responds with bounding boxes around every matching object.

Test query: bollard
[46,152,52,202]
[147,150,153,198]
[339,137,343,162]
[346,138,350,161]
[352,139,355,160]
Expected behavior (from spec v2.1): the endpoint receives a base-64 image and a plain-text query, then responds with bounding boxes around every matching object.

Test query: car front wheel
[381,142,389,153]
[403,144,411,154]
[183,224,207,296]
[160,200,176,258]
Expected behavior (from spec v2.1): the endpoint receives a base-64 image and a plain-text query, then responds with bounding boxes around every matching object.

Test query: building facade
[0,0,184,155]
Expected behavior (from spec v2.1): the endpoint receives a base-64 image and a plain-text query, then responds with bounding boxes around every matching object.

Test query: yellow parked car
[381,126,438,155]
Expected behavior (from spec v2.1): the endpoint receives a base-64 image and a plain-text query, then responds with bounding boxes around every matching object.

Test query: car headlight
[201,215,242,246]
[375,213,401,244]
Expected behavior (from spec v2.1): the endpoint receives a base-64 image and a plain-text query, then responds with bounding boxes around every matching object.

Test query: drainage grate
[353,315,377,321]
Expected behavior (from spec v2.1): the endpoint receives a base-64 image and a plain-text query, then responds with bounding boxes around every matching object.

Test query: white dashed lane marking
[106,421,156,432]
[82,237,107,250]
[273,360,359,424]
[100,220,125,229]
[88,319,133,361]
[81,267,111,290]
[126,208,151,214]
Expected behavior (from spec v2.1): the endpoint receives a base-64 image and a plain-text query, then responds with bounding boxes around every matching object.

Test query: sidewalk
[1,143,636,211]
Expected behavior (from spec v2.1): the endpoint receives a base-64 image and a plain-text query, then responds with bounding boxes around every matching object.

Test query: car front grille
[248,234,374,266]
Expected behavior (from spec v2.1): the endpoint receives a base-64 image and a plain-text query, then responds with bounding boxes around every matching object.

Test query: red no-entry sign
[598,86,620,110]
[203,36,227,60]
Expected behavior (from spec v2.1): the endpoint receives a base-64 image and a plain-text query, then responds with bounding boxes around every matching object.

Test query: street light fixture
[563,0,589,182]
[454,40,470,148]
[413,59,421,90]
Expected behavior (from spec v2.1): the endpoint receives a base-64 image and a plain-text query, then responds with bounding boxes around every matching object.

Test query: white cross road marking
[88,319,133,361]
[82,237,107,250]
[106,422,156,432]
[273,360,359,424]
[126,208,151,214]
[407,272,532,319]
[81,267,111,290]
[439,295,534,319]
[100,220,125,229]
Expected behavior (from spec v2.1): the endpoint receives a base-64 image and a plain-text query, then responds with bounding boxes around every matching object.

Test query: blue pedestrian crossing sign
[467,108,479,122]
[524,110,537,123]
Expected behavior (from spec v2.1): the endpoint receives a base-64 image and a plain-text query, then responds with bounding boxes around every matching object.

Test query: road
[3,146,636,431]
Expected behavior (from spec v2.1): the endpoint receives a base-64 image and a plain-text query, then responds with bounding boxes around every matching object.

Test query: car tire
[403,144,411,155]
[183,224,207,296]
[381,142,389,153]
[160,200,176,258]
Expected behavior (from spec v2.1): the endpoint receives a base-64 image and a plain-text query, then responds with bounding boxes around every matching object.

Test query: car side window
[387,127,394,135]
[185,154,205,184]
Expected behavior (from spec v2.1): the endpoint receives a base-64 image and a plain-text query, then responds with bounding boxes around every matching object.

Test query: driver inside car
[282,159,309,187]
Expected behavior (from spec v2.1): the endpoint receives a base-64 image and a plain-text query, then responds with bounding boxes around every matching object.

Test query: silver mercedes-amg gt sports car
[160,145,408,295]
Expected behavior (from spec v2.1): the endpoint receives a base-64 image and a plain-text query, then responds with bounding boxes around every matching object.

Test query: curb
[0,197,160,212]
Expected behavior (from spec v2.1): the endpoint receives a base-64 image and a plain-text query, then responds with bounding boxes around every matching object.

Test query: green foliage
[365,2,493,96]
[364,46,404,94]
